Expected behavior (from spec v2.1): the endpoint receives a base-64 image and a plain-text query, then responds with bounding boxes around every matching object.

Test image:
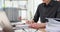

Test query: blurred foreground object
[0,11,14,32]
[57,0,60,1]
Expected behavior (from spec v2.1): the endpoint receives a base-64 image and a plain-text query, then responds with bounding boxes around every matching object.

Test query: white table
[12,22,46,32]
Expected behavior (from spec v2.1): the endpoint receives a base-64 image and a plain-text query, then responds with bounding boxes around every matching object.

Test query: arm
[29,23,46,29]
[26,5,40,24]
[33,5,40,23]
[56,6,60,18]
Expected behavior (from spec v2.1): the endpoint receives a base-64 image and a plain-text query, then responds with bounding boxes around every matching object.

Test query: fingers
[29,23,40,29]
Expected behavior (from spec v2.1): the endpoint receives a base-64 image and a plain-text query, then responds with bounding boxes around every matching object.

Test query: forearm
[33,20,46,28]
[39,23,46,28]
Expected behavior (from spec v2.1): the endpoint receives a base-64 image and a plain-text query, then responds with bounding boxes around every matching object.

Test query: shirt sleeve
[56,6,60,18]
[33,5,40,23]
[40,17,48,23]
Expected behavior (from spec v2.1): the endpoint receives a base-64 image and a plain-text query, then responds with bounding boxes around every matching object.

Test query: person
[26,0,60,29]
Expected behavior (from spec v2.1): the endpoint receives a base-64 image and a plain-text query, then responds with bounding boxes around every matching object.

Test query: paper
[15,29,25,32]
[16,24,29,29]
[15,28,37,32]
[46,18,60,32]
[46,18,60,20]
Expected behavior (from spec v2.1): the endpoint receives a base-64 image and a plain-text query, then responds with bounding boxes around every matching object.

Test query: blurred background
[0,0,59,23]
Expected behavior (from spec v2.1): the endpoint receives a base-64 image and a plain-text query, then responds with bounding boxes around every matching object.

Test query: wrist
[39,23,46,28]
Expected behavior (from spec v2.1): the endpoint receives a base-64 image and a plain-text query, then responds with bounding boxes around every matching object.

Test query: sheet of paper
[46,18,60,31]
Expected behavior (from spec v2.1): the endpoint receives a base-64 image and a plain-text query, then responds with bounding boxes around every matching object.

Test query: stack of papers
[46,18,60,20]
[46,18,60,31]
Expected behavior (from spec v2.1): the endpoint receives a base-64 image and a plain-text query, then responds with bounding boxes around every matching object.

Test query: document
[46,18,60,32]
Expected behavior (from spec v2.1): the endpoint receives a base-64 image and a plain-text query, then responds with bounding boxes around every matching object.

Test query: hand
[26,20,35,24]
[29,23,46,29]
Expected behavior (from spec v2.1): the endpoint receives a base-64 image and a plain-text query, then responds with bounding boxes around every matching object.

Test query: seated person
[26,0,60,29]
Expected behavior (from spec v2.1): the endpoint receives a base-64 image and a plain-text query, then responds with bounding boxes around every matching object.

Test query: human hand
[26,20,35,24]
[29,23,46,29]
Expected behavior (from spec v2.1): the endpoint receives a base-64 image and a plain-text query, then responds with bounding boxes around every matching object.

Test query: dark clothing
[33,1,60,23]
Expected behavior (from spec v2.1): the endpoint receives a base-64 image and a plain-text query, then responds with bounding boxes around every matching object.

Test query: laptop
[0,11,14,32]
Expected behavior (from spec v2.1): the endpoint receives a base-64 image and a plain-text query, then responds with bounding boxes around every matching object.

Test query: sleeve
[56,6,60,18]
[33,5,40,23]
[40,17,48,23]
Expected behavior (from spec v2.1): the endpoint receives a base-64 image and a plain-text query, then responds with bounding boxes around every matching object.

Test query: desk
[12,22,46,32]
[15,28,46,32]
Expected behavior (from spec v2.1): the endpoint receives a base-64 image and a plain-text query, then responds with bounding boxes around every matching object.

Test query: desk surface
[15,28,46,32]
[12,22,46,32]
